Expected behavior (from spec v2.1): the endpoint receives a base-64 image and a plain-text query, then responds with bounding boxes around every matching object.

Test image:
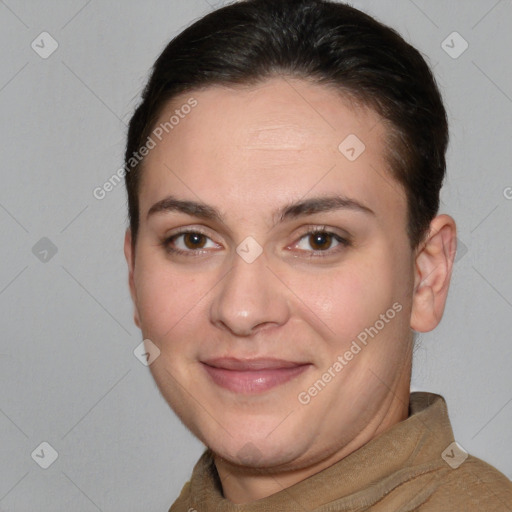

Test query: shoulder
[168,481,192,512]
[419,455,512,511]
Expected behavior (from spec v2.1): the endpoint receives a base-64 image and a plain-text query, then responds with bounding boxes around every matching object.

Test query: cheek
[302,251,408,345]
[134,256,203,338]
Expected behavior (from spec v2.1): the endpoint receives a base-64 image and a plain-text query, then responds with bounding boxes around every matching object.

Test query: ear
[124,228,141,329]
[410,214,457,332]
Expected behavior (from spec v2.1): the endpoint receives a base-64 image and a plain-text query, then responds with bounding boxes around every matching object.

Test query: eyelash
[161,227,351,258]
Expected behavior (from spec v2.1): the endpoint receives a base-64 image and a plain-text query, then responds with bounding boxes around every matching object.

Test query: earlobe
[124,228,141,329]
[410,214,457,333]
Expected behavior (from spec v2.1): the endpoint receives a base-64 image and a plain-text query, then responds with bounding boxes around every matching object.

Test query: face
[125,77,418,471]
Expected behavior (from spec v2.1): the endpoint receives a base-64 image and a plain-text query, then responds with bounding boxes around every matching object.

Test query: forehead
[138,77,406,226]
[151,78,380,158]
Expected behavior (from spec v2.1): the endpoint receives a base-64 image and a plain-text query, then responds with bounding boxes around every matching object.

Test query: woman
[123,0,512,509]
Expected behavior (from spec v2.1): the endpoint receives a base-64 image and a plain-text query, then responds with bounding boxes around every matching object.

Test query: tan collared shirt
[169,392,512,511]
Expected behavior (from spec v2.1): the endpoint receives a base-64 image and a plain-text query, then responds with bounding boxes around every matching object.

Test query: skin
[124,77,456,504]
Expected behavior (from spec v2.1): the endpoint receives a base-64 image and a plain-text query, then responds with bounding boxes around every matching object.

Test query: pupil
[310,232,331,250]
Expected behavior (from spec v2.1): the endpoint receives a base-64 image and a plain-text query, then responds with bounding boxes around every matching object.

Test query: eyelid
[297,224,350,237]
[167,226,212,238]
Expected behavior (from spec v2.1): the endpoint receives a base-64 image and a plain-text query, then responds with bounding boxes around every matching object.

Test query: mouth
[200,357,312,394]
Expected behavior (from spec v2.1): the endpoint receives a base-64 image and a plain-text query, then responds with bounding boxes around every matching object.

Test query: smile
[201,358,312,394]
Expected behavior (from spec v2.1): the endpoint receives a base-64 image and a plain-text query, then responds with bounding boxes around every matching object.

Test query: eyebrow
[146,194,375,225]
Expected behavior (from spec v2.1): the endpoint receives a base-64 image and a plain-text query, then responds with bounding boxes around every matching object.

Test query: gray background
[0,0,511,510]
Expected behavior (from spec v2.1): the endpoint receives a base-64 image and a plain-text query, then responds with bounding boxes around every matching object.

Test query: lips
[201,357,311,394]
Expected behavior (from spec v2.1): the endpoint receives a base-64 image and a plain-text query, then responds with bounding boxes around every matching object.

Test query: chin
[206,427,310,470]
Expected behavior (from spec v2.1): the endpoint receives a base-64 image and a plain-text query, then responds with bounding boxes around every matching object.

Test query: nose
[209,250,290,337]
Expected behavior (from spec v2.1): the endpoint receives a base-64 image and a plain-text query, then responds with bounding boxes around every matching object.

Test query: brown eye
[308,232,333,251]
[163,230,218,255]
[183,232,207,249]
[293,229,350,256]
